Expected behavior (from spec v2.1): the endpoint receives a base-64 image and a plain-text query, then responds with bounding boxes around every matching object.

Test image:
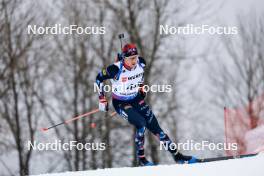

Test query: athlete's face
[124,55,138,68]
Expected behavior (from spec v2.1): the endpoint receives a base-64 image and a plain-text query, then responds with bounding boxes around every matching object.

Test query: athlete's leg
[132,99,197,163]
[112,99,153,165]
[131,99,178,153]
[112,99,146,129]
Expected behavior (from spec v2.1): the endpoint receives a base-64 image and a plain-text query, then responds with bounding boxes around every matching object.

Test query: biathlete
[95,43,198,166]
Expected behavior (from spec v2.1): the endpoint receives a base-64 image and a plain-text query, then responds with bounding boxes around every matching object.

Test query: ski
[197,153,258,163]
[134,153,258,167]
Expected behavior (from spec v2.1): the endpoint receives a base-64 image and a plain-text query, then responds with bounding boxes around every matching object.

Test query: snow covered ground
[36,153,264,176]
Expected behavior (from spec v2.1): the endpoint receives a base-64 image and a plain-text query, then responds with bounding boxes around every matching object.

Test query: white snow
[35,153,264,176]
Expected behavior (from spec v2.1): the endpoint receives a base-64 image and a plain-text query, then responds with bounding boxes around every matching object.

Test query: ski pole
[41,109,117,132]
[41,108,99,132]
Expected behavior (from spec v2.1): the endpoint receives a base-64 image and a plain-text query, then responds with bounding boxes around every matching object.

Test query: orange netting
[224,93,264,156]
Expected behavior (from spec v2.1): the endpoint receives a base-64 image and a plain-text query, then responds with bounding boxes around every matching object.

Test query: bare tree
[0,0,44,175]
[208,12,264,154]
[36,0,119,171]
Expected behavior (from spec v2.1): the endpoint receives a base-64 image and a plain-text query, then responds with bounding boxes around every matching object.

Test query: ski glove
[99,95,108,112]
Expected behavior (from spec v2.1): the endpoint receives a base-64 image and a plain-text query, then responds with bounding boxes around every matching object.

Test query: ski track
[35,153,264,176]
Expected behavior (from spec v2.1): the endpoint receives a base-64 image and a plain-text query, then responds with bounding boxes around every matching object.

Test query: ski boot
[138,157,155,166]
[173,152,199,164]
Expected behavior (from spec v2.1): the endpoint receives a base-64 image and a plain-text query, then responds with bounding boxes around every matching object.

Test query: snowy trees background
[0,0,263,175]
